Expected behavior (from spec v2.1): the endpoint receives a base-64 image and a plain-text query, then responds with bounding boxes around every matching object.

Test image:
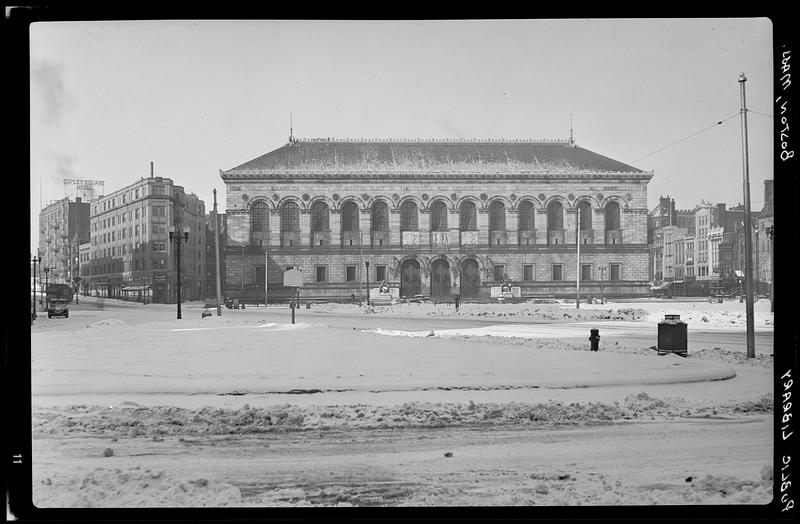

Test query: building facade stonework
[83,177,206,303]
[220,137,653,302]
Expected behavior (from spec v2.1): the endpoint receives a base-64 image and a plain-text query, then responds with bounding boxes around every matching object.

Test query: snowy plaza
[30,296,775,507]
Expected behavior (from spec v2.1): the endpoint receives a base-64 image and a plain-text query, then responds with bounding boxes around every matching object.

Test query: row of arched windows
[252,199,622,234]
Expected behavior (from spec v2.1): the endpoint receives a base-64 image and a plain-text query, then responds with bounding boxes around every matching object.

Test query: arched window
[489,201,505,231]
[578,201,592,230]
[250,201,269,233]
[371,201,389,232]
[341,201,359,231]
[400,201,418,231]
[430,201,448,231]
[310,201,329,232]
[605,201,621,230]
[547,201,563,230]
[459,200,477,230]
[280,201,300,232]
[518,200,535,231]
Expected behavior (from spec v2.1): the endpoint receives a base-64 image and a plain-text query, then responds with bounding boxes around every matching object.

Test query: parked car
[46,283,72,318]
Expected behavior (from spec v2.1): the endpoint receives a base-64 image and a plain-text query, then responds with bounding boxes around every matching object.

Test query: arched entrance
[400,259,421,298]
[460,259,481,298]
[430,259,452,299]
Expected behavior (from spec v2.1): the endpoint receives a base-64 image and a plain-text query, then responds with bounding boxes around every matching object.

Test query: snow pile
[521,470,773,506]
[35,466,242,507]
[689,347,773,367]
[313,302,647,322]
[311,299,774,331]
[643,310,772,330]
[85,319,127,329]
[33,395,772,437]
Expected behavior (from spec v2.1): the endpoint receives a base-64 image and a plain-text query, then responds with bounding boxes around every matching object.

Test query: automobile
[407,294,430,303]
[46,283,72,318]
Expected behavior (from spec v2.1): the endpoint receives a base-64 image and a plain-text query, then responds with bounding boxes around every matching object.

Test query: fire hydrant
[589,328,600,351]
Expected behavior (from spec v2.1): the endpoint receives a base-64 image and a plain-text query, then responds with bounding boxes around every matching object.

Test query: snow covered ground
[310,297,774,331]
[28,297,775,507]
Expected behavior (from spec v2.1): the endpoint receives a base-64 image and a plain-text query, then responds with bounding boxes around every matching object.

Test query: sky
[29,18,775,250]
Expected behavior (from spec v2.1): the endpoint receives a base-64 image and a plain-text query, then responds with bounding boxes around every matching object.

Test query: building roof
[221,138,651,180]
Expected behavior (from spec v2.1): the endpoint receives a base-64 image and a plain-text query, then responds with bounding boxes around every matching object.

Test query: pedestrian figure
[351,293,356,304]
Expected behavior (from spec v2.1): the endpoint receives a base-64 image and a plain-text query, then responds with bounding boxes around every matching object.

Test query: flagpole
[213,189,222,316]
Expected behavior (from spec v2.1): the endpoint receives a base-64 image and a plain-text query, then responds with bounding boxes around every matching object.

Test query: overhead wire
[628,112,741,165]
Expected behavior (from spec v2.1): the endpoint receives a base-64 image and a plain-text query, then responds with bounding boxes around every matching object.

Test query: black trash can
[657,314,688,357]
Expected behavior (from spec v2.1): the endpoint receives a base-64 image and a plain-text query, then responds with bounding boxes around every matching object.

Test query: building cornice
[220,170,653,181]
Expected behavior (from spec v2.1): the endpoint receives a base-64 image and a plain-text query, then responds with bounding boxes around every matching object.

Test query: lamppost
[31,253,40,320]
[598,264,606,304]
[44,267,50,311]
[365,260,370,306]
[169,226,189,320]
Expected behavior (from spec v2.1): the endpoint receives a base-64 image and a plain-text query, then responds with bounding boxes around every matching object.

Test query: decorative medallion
[626,193,633,201]
[302,193,310,201]
[538,193,546,201]
[422,193,429,201]
[392,193,400,202]
[272,193,279,201]
[332,193,340,201]
[597,193,604,201]
[568,193,575,201]
[241,193,249,202]
[480,193,488,201]
[362,193,370,201]
[509,193,517,201]
[451,193,458,201]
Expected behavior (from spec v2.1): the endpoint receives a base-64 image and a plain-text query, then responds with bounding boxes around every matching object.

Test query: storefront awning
[121,285,152,291]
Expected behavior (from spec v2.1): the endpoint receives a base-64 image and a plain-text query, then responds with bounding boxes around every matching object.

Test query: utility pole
[264,250,269,307]
[576,206,581,309]
[738,73,756,359]
[213,189,222,316]
[768,225,774,313]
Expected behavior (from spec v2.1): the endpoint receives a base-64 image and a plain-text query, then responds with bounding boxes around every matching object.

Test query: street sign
[283,269,303,287]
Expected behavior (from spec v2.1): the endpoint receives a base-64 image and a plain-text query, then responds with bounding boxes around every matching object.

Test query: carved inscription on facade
[402,231,420,247]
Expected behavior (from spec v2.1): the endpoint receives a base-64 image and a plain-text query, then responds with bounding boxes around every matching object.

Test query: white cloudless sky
[30,18,774,250]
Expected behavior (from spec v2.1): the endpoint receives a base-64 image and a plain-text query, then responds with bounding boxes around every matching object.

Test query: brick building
[756,180,774,295]
[219,136,653,302]
[38,196,90,286]
[83,177,206,303]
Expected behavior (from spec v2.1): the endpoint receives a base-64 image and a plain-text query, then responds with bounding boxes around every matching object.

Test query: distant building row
[647,180,774,297]
[37,176,220,304]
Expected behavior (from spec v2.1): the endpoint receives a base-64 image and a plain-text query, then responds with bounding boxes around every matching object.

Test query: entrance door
[430,259,451,299]
[400,259,421,298]
[460,259,480,298]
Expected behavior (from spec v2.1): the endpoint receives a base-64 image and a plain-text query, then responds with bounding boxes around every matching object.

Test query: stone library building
[219,135,653,302]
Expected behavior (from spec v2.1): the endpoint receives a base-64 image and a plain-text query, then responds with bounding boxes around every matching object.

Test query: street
[32,414,773,506]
